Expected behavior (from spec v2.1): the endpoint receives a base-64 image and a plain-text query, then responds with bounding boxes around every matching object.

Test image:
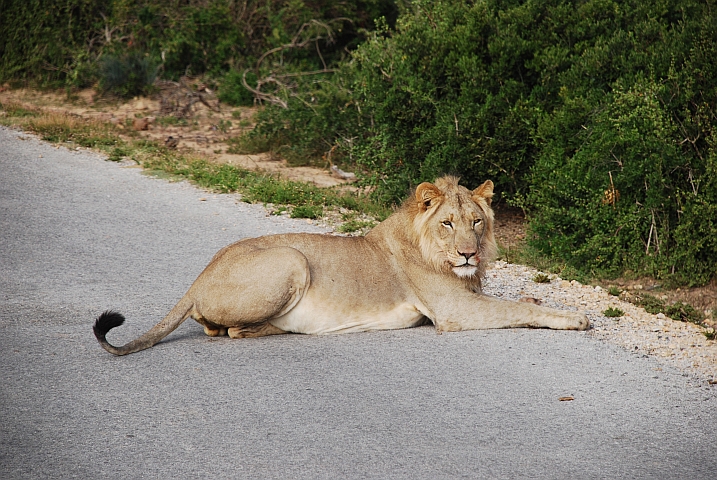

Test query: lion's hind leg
[188,245,311,338]
[193,316,228,337]
[228,322,287,339]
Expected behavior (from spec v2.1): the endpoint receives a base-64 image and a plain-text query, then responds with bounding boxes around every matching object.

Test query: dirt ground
[1,86,715,322]
[0,87,346,188]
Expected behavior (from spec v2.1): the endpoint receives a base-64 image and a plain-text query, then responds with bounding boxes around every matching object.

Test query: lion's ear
[415,182,443,211]
[472,180,494,206]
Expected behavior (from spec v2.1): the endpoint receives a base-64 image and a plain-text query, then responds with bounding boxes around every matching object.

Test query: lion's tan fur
[94,176,588,356]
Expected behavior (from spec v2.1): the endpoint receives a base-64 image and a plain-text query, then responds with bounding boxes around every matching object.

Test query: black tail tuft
[93,310,126,341]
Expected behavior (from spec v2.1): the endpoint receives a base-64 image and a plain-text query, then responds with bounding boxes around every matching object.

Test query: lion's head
[407,176,497,285]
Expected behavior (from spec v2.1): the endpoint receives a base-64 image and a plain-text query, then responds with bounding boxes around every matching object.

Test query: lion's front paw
[567,312,590,331]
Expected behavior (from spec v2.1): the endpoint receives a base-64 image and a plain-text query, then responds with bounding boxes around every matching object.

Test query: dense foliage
[525,1,717,285]
[0,0,396,94]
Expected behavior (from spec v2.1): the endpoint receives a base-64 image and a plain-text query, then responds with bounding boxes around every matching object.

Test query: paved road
[1,126,716,479]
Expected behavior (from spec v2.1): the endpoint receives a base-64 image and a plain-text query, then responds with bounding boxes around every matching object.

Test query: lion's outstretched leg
[425,288,589,332]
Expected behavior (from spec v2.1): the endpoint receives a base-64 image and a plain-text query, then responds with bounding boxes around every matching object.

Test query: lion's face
[411,176,497,279]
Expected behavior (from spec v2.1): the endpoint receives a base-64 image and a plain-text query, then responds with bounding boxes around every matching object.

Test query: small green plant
[607,286,622,296]
[337,219,376,234]
[704,329,716,340]
[217,119,232,133]
[217,70,256,107]
[633,294,666,315]
[664,301,705,325]
[533,273,551,284]
[603,307,625,318]
[291,204,323,219]
[623,293,706,326]
[107,146,130,162]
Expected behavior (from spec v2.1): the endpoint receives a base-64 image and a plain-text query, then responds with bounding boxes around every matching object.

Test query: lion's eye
[442,220,453,228]
[473,219,482,227]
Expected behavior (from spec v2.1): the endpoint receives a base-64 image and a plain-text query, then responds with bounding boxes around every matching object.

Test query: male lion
[94,176,588,356]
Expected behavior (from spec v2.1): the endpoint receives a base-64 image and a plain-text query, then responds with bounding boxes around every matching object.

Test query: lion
[94,176,588,356]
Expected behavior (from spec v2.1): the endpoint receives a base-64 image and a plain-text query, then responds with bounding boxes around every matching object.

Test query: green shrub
[664,301,705,325]
[603,307,624,318]
[291,205,323,219]
[349,1,540,204]
[107,146,130,162]
[607,286,621,297]
[530,74,717,284]
[245,68,361,166]
[218,70,257,107]
[0,0,105,86]
[634,294,668,315]
[626,293,705,325]
[0,1,396,88]
[98,53,158,98]
[524,1,717,286]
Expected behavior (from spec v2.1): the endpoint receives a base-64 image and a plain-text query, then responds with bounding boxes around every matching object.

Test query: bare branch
[242,70,288,109]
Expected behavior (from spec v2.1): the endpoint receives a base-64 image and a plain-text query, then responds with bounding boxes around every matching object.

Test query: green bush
[291,205,323,219]
[218,70,257,107]
[0,0,106,86]
[98,52,158,98]
[603,307,624,318]
[349,1,540,204]
[627,293,705,325]
[528,3,717,285]
[244,67,361,166]
[0,0,396,88]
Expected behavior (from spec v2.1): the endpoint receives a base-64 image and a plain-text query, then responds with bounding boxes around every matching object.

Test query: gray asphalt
[1,126,716,479]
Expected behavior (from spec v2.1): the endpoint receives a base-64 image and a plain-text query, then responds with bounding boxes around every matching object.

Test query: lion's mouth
[452,264,478,278]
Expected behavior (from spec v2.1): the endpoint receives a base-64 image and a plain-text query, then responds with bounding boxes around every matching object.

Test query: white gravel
[484,260,717,382]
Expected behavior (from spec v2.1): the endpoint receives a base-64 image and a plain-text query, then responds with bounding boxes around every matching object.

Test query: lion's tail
[93,297,193,356]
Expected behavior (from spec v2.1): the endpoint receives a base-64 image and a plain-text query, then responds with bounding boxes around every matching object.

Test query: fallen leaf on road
[559,396,575,401]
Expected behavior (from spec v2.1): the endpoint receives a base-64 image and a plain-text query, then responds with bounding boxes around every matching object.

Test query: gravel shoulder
[484,261,717,383]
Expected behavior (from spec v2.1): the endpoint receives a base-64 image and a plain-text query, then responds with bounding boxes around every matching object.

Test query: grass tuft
[603,307,625,318]
[532,273,551,284]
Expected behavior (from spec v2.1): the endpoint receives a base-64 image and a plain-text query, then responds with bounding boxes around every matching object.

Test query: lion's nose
[458,249,477,261]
